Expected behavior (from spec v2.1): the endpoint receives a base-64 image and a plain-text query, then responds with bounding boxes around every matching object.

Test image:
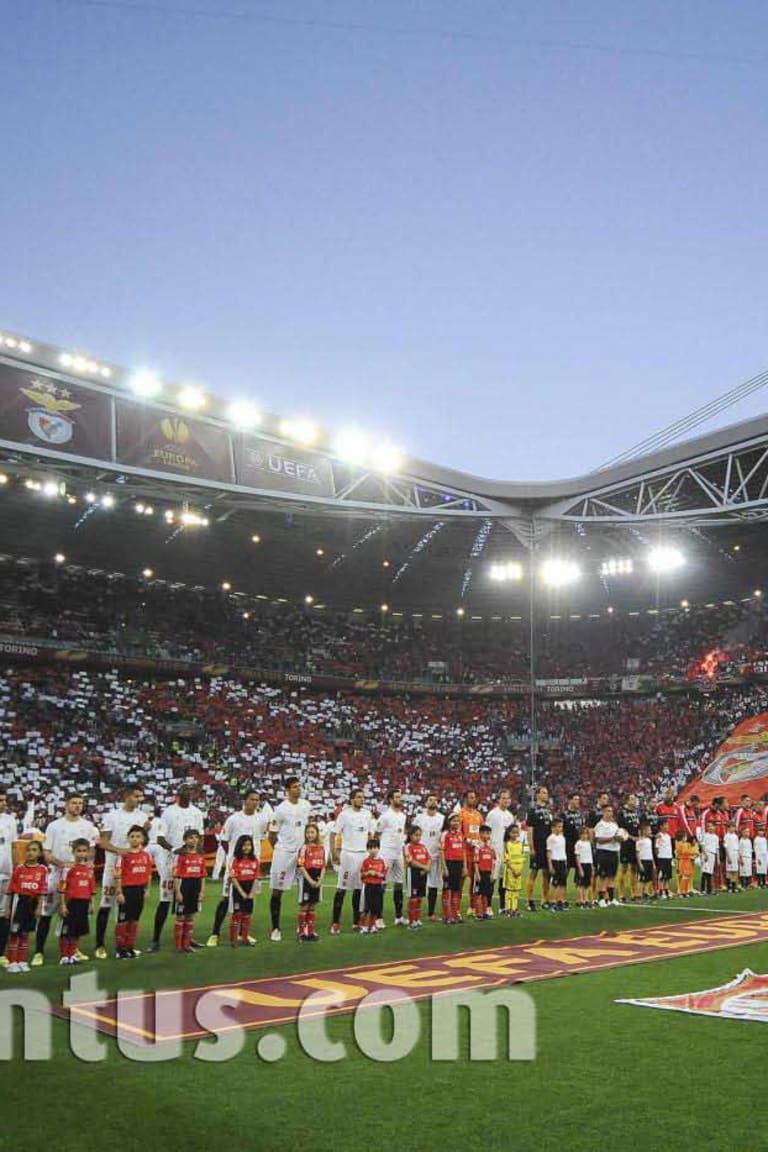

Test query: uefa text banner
[677,711,768,806]
[0,361,112,459]
[115,401,234,483]
[233,434,335,497]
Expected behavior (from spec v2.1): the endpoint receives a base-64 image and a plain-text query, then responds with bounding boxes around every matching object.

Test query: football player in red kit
[359,839,388,933]
[297,823,326,941]
[115,825,153,959]
[59,838,96,965]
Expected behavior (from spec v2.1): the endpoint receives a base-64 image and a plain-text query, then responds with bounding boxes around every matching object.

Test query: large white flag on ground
[617,969,768,1023]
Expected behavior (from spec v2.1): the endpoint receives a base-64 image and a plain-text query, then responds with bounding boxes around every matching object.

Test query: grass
[2,881,768,1152]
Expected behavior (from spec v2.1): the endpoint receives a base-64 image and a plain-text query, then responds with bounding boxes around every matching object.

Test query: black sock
[35,914,52,956]
[498,882,506,911]
[427,887,437,916]
[0,916,9,958]
[352,890,361,925]
[607,887,615,902]
[152,901,170,944]
[332,891,345,924]
[393,884,403,918]
[95,907,110,948]
[212,898,229,937]
[270,893,282,930]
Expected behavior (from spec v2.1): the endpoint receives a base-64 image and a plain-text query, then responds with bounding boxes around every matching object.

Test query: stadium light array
[0,335,33,354]
[128,370,163,399]
[134,503,154,516]
[600,557,633,577]
[142,568,154,579]
[226,400,261,431]
[370,443,404,475]
[305,594,314,604]
[489,561,524,583]
[647,546,685,573]
[54,553,65,565]
[280,418,319,447]
[221,581,232,592]
[332,429,370,467]
[180,510,209,527]
[541,559,581,588]
[0,473,8,485]
[381,603,389,613]
[456,607,465,617]
[100,494,115,509]
[177,385,206,411]
[251,534,261,544]
[59,352,111,379]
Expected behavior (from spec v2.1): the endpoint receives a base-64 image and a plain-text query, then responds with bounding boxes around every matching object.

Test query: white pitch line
[611,902,759,915]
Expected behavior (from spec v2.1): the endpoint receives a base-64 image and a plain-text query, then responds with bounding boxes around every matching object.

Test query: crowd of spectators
[1,663,766,832]
[0,559,767,685]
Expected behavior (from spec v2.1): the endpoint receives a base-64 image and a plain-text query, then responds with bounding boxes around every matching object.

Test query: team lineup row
[2,780,767,972]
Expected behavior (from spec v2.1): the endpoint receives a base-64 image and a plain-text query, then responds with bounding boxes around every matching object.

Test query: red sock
[17,933,28,964]
[297,910,307,936]
[442,890,452,920]
[229,914,241,945]
[175,920,184,949]
[8,935,18,963]
[127,922,139,949]
[70,936,80,957]
[183,920,193,949]
[59,935,69,959]
[368,913,376,929]
[115,922,126,951]
[307,908,317,935]
[453,892,461,920]
[239,916,251,942]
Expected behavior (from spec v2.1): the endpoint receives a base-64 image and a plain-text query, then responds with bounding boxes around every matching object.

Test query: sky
[2,0,768,481]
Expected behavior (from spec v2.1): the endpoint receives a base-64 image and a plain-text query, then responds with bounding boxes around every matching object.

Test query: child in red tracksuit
[115,825,153,959]
[173,830,207,954]
[440,814,466,924]
[59,838,96,964]
[359,839,387,933]
[6,841,48,973]
[228,835,260,947]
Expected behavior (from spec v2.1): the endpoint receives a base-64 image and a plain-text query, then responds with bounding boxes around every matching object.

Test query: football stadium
[2,329,768,1149]
[4,5,768,1151]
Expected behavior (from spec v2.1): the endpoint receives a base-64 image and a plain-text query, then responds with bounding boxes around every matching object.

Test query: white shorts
[337,850,364,892]
[41,866,65,917]
[154,849,176,903]
[428,857,442,889]
[270,847,299,892]
[0,875,10,914]
[99,855,120,909]
[740,868,753,879]
[380,852,404,885]
[726,854,739,872]
[491,856,503,882]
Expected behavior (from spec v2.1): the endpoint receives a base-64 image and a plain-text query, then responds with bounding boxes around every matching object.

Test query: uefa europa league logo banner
[115,400,234,483]
[0,362,112,459]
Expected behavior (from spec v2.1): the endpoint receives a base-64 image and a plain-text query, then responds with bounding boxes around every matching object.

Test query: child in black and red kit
[174,829,206,954]
[228,835,260,947]
[59,838,96,965]
[115,825,153,959]
[404,825,430,929]
[472,825,496,920]
[440,813,466,924]
[359,839,387,934]
[5,840,48,973]
[297,822,326,942]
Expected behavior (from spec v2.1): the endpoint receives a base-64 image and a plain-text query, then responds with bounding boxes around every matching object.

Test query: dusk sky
[3,0,767,480]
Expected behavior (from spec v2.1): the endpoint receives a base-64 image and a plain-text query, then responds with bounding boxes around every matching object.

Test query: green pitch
[2,882,768,1152]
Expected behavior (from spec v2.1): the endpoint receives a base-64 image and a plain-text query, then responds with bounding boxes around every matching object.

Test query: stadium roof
[1,329,768,613]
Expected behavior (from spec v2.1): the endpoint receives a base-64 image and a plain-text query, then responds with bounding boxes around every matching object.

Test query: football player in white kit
[330,788,374,934]
[30,791,99,966]
[485,789,514,916]
[413,794,444,921]
[206,789,271,946]
[145,784,206,950]
[94,786,149,958]
[0,789,20,966]
[268,776,312,941]
[376,790,408,926]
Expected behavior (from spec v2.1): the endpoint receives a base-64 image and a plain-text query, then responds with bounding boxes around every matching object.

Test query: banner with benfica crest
[0,362,112,458]
[115,400,233,482]
[617,969,768,1023]
[676,711,768,806]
